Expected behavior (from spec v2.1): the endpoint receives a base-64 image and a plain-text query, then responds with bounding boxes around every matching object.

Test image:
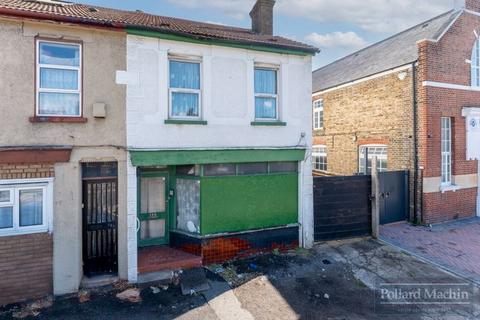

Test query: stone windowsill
[440,184,462,193]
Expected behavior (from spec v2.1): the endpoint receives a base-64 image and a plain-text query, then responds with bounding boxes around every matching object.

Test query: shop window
[269,162,297,173]
[176,179,200,234]
[203,164,236,177]
[237,163,268,175]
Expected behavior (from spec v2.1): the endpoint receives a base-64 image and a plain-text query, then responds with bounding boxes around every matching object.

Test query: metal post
[371,156,380,238]
[477,160,480,217]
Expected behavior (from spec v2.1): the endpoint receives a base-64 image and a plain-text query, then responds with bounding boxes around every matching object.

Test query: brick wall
[0,233,53,306]
[0,163,54,306]
[466,0,480,12]
[0,163,55,179]
[417,12,480,223]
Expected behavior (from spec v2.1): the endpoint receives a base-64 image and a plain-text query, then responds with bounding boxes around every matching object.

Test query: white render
[120,35,314,281]
[462,107,480,217]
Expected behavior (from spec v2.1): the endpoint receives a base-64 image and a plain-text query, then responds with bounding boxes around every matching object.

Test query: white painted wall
[120,35,314,280]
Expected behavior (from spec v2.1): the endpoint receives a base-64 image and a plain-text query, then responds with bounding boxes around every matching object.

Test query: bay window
[0,179,53,236]
[169,59,202,119]
[36,40,82,117]
[254,67,278,120]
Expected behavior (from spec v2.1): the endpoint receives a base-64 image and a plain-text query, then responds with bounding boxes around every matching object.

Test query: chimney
[466,0,480,11]
[250,0,275,35]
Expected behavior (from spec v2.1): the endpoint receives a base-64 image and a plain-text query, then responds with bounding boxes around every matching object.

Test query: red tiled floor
[380,218,480,283]
[138,246,202,274]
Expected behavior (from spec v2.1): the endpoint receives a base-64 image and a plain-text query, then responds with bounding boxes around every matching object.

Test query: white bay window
[36,40,82,117]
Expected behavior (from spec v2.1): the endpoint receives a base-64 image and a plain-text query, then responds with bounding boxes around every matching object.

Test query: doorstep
[81,274,119,289]
[137,246,202,274]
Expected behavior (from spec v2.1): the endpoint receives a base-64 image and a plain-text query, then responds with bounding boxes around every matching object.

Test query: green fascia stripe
[130,148,306,166]
[126,28,314,56]
[251,121,287,126]
[164,119,208,125]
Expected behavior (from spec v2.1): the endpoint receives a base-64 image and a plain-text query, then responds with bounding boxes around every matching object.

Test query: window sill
[251,121,287,127]
[440,184,462,193]
[29,116,88,123]
[164,119,208,125]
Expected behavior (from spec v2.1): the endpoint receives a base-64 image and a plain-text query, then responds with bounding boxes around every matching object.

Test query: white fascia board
[423,80,480,92]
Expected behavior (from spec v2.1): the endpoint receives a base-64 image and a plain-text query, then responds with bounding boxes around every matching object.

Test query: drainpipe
[412,62,421,224]
[477,160,480,217]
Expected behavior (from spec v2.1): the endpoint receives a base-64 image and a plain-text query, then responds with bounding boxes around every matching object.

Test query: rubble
[116,288,142,303]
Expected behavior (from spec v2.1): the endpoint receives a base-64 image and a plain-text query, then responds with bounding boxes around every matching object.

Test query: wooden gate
[82,163,118,277]
[378,170,409,225]
[313,175,372,241]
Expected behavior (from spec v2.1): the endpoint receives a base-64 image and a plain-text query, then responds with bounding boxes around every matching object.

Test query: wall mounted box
[93,103,106,118]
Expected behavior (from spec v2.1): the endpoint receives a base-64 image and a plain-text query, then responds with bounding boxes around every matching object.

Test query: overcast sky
[80,0,455,70]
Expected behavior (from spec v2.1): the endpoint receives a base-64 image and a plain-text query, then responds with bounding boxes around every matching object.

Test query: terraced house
[312,0,480,224]
[0,0,317,305]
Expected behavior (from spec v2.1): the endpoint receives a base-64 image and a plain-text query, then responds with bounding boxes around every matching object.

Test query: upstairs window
[313,99,324,130]
[472,38,480,87]
[254,67,278,120]
[169,60,201,119]
[312,145,327,172]
[36,40,82,117]
[359,145,388,174]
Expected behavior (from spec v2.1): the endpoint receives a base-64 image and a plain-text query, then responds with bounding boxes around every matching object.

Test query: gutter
[412,61,421,224]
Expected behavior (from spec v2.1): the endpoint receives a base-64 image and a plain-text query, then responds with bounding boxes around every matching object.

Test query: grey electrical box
[93,103,106,118]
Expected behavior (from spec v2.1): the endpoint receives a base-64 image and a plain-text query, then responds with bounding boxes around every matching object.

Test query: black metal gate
[313,175,372,241]
[82,163,118,277]
[378,170,409,225]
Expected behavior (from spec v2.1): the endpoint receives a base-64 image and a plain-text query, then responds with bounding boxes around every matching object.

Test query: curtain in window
[170,61,200,89]
[0,207,13,229]
[255,97,277,119]
[172,92,199,117]
[39,93,80,115]
[255,69,277,94]
[176,179,200,234]
[40,68,78,90]
[19,189,43,227]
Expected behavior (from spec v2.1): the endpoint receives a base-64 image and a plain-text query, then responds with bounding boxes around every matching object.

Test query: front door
[378,170,409,225]
[138,173,169,246]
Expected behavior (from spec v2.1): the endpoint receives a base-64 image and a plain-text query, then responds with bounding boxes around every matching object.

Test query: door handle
[136,217,140,233]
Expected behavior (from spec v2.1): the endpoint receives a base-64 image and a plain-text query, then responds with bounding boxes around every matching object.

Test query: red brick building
[312,0,480,224]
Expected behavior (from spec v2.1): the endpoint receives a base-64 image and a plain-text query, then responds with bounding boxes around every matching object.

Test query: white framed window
[441,117,452,185]
[312,145,328,172]
[0,178,53,237]
[471,38,480,87]
[359,145,388,174]
[169,59,202,119]
[313,99,324,130]
[254,66,279,120]
[36,39,82,117]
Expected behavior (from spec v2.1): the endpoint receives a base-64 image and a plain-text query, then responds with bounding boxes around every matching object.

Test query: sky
[79,0,455,70]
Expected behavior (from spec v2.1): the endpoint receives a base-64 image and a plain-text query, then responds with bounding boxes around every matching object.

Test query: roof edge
[126,27,319,56]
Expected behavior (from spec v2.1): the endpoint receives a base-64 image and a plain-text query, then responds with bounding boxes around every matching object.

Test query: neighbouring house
[117,0,317,282]
[0,0,317,305]
[312,0,480,224]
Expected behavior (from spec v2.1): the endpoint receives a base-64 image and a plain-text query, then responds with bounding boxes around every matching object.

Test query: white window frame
[471,38,480,87]
[312,145,328,172]
[313,99,324,130]
[0,178,54,237]
[359,144,388,173]
[36,39,82,117]
[254,65,280,121]
[441,117,452,186]
[168,57,203,120]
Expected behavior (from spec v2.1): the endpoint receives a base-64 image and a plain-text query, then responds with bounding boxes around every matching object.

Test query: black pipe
[412,62,420,224]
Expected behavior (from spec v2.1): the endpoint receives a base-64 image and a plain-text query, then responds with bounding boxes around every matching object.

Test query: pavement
[381,218,480,284]
[1,238,479,320]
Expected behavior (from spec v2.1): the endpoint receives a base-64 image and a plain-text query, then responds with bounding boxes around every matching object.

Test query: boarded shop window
[237,163,268,175]
[269,162,297,173]
[203,164,236,177]
[37,40,82,117]
[176,179,200,234]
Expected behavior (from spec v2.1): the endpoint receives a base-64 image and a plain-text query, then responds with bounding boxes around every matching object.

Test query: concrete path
[202,280,254,320]
[381,218,480,284]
